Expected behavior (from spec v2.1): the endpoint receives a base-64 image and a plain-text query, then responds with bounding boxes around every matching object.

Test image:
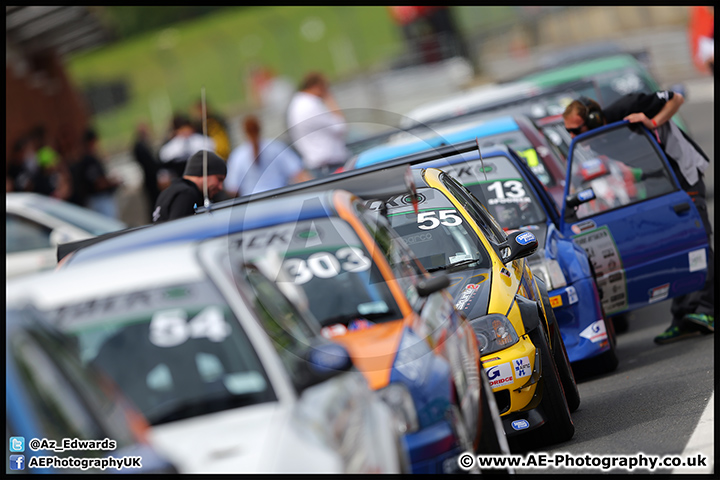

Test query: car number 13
[417,210,463,230]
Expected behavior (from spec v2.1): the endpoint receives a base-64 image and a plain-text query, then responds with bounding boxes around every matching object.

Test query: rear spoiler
[198,140,483,212]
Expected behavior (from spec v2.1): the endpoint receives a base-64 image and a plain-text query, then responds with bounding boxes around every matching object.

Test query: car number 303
[283,247,372,285]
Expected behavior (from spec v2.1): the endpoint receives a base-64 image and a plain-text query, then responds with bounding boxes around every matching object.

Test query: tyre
[476,368,512,474]
[526,322,575,448]
[536,280,580,413]
[550,319,581,413]
[611,313,630,334]
[590,316,619,375]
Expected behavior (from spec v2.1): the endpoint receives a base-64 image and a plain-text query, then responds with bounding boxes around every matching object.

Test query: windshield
[227,217,403,328]
[569,124,675,218]
[49,280,276,426]
[28,196,127,235]
[594,68,654,105]
[370,187,491,272]
[441,156,547,230]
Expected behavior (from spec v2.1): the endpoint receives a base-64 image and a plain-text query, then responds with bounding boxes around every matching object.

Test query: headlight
[529,259,567,290]
[376,383,419,434]
[469,314,519,356]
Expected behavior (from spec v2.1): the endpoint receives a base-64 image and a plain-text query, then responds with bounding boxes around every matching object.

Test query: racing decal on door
[648,283,670,303]
[485,362,514,388]
[689,249,707,272]
[572,226,628,315]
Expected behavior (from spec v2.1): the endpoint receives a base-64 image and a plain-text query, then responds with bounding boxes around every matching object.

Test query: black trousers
[669,167,715,325]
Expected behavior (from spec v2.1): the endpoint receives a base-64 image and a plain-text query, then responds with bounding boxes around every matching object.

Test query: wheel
[476,368,512,474]
[593,316,619,374]
[525,321,575,449]
[550,319,581,413]
[536,280,580,413]
[611,313,630,334]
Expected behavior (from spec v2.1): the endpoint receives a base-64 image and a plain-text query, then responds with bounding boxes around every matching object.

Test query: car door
[560,121,709,316]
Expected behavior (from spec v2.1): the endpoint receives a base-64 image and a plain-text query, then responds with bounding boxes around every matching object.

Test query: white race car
[6,237,407,474]
[6,192,126,278]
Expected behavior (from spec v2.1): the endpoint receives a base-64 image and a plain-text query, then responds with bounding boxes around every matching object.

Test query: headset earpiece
[578,96,604,130]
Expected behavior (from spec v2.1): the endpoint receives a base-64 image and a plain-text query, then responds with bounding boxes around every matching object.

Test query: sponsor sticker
[513,356,532,379]
[549,295,563,308]
[577,188,596,202]
[485,362,514,388]
[516,232,536,245]
[500,268,511,278]
[566,286,579,305]
[648,283,670,303]
[511,419,530,431]
[688,249,707,273]
[571,220,597,235]
[455,284,480,311]
[579,320,608,343]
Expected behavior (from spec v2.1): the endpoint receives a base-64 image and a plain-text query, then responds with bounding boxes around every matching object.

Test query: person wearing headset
[563,93,713,345]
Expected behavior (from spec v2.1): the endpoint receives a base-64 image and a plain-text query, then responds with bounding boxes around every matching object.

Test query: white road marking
[673,390,714,474]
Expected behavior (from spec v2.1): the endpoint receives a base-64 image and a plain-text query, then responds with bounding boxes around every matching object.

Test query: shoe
[682,313,714,334]
[653,325,700,345]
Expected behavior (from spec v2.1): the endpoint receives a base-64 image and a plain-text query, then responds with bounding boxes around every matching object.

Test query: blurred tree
[97,7,238,40]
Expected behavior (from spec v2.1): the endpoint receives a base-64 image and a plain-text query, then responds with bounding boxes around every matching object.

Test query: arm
[623,92,684,129]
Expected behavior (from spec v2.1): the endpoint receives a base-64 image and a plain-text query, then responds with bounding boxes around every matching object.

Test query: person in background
[224,114,311,197]
[563,91,713,345]
[132,123,161,221]
[76,128,122,218]
[286,72,349,179]
[158,114,216,182]
[152,150,226,224]
[190,99,231,161]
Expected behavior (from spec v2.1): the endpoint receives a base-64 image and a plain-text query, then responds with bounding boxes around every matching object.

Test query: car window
[539,122,572,161]
[364,187,492,273]
[26,197,126,235]
[242,265,321,387]
[9,329,106,444]
[569,125,676,219]
[6,214,52,253]
[47,280,277,426]
[594,68,654,105]
[227,218,403,330]
[356,202,426,311]
[442,156,547,231]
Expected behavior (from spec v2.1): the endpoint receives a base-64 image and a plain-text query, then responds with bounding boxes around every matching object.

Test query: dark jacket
[152,178,203,224]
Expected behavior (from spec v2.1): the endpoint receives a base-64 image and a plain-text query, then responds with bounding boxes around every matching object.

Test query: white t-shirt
[286,91,349,169]
[224,139,303,196]
[158,134,216,163]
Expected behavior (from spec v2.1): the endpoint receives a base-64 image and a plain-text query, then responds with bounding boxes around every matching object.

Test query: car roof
[8,242,208,310]
[400,81,538,128]
[355,116,519,169]
[64,190,337,266]
[520,53,644,86]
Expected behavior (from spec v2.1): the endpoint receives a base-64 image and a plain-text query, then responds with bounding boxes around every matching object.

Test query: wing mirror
[296,342,354,393]
[564,187,596,220]
[501,230,539,264]
[416,274,450,297]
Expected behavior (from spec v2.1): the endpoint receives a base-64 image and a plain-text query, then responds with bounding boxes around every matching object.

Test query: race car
[347,121,618,374]
[350,115,567,208]
[55,190,510,473]
[7,241,410,474]
[191,166,580,450]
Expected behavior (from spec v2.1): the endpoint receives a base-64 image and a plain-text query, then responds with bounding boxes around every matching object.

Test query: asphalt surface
[511,77,715,475]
